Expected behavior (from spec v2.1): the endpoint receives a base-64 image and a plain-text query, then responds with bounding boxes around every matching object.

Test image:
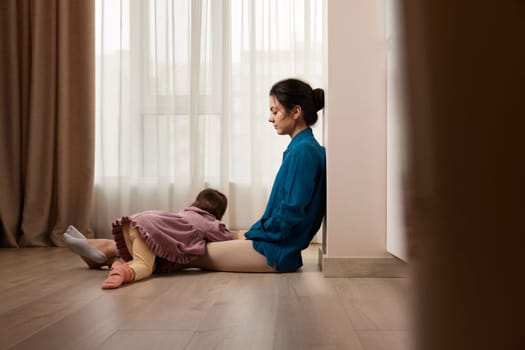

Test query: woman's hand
[234,230,248,240]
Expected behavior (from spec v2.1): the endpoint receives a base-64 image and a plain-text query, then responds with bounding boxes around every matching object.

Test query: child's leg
[188,240,276,273]
[102,226,156,289]
[101,261,134,289]
[124,226,156,281]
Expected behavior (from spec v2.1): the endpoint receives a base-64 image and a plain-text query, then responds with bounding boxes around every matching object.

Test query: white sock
[65,225,88,239]
[63,227,107,264]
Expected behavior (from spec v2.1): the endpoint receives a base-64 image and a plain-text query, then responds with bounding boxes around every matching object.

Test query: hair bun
[312,88,325,111]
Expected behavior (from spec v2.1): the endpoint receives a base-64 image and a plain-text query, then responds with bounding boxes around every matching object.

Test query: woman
[66,78,326,273]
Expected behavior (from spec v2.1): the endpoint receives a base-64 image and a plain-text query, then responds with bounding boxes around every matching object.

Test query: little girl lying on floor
[64,188,232,289]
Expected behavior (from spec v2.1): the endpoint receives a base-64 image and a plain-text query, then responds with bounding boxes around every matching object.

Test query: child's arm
[205,222,234,242]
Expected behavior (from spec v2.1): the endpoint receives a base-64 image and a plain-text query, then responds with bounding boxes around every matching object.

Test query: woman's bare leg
[187,240,276,273]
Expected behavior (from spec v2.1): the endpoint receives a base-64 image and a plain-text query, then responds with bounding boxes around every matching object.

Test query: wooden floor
[0,244,412,350]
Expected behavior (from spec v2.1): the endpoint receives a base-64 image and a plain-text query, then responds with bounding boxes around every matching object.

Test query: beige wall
[325,0,388,257]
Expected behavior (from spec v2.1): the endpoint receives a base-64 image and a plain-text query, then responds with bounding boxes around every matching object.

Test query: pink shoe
[101,261,134,289]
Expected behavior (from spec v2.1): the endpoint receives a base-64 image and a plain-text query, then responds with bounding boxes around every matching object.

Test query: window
[93,0,324,231]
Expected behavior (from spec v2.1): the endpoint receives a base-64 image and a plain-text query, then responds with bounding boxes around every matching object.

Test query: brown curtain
[0,0,95,247]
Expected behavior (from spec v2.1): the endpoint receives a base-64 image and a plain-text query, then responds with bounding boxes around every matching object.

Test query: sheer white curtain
[93,0,324,237]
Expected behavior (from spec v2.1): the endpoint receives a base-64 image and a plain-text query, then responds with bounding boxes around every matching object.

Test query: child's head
[191,188,228,220]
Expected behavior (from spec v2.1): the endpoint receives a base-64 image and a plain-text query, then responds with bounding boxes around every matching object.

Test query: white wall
[386,0,408,261]
[325,0,389,257]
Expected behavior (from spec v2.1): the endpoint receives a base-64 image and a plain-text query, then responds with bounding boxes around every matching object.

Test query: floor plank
[0,244,412,350]
[98,330,195,350]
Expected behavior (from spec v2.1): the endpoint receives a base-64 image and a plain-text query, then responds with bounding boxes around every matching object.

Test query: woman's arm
[247,147,320,241]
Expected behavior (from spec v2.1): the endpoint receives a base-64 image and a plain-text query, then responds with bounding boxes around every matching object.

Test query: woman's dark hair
[269,78,325,126]
[191,188,228,220]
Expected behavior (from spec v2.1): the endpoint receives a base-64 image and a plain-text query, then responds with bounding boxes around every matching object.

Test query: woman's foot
[63,227,107,264]
[64,225,88,239]
[63,226,119,269]
[101,261,135,289]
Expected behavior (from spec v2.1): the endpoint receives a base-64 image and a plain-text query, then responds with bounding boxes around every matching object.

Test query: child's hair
[191,188,228,220]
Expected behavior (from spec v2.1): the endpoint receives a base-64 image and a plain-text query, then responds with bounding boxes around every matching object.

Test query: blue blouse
[245,127,326,271]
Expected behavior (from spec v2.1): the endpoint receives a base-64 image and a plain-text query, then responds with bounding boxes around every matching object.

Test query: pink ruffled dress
[112,206,232,273]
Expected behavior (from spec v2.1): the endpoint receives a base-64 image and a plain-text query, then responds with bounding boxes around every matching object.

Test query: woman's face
[268,95,300,137]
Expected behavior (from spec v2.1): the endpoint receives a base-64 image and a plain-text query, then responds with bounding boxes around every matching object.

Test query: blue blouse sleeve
[250,146,318,241]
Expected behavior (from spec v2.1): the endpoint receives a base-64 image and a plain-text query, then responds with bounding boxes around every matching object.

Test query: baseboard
[318,246,408,277]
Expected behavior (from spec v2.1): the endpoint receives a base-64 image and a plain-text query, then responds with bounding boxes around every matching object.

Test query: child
[64,188,232,289]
